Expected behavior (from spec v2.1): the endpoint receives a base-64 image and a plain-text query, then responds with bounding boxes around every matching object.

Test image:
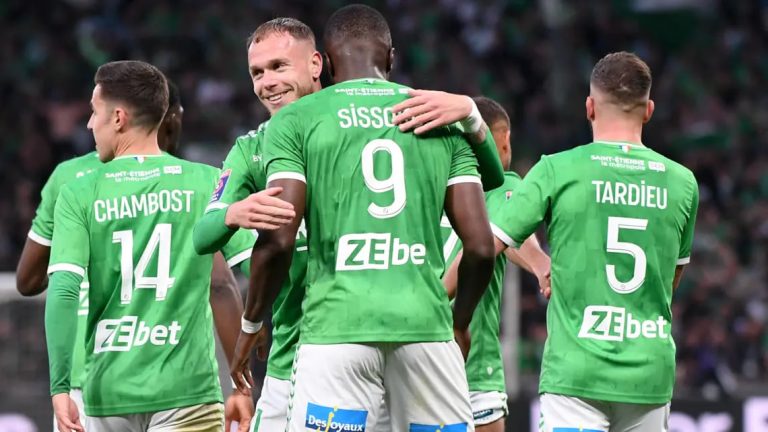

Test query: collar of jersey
[341,77,388,84]
[113,154,165,160]
[594,140,646,148]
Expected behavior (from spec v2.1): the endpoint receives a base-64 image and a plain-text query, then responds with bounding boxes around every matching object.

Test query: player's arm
[504,234,551,298]
[392,89,504,190]
[445,182,496,358]
[210,252,244,367]
[16,166,63,296]
[193,144,294,255]
[45,184,88,432]
[230,106,306,392]
[16,239,50,296]
[673,178,699,293]
[209,251,255,430]
[444,233,551,299]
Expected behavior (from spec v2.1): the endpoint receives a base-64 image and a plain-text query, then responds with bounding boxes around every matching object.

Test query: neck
[114,130,163,158]
[333,58,387,83]
[591,116,644,146]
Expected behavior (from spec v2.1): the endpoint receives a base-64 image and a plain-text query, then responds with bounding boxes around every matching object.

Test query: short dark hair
[590,51,652,110]
[473,96,510,130]
[324,4,391,48]
[167,79,180,109]
[247,17,316,47]
[94,60,168,129]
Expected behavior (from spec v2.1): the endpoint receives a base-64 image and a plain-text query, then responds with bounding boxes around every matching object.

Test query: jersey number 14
[113,224,176,304]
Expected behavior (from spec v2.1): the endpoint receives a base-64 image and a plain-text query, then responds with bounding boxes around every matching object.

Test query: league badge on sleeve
[210,169,231,203]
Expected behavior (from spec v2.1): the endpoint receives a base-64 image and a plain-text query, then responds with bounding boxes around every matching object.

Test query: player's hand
[453,327,471,361]
[537,269,552,300]
[225,188,295,230]
[225,391,254,432]
[230,327,269,393]
[392,89,473,134]
[52,393,84,432]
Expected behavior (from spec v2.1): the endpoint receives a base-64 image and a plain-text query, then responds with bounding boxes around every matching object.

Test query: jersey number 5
[606,216,648,294]
[362,139,406,219]
[113,224,176,304]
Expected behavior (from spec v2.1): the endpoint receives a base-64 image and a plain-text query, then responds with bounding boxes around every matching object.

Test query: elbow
[462,236,495,266]
[192,228,216,256]
[16,273,45,297]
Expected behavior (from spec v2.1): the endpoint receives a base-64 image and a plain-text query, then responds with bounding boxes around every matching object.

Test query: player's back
[537,141,697,403]
[265,78,480,345]
[65,154,222,415]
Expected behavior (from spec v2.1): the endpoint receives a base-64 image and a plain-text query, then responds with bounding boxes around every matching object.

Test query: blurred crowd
[1,0,767,401]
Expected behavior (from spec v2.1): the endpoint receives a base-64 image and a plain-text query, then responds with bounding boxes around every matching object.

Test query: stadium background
[1,0,767,430]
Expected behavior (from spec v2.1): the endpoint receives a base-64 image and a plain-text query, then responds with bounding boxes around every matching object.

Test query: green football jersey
[265,78,480,344]
[491,141,699,404]
[33,153,252,392]
[48,154,237,416]
[30,152,101,389]
[441,172,521,392]
[206,123,308,380]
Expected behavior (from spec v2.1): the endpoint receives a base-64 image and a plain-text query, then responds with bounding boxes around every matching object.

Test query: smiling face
[247,32,321,115]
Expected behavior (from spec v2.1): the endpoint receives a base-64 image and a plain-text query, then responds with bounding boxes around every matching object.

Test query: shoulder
[51,152,102,181]
[653,151,696,182]
[233,124,267,153]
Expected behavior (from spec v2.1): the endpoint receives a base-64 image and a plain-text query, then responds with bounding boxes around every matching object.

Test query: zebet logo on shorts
[305,402,367,432]
[94,315,181,353]
[578,305,669,341]
[336,232,425,271]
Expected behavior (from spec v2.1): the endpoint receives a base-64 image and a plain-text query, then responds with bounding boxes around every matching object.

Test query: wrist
[241,316,263,334]
[224,206,238,229]
[459,97,483,135]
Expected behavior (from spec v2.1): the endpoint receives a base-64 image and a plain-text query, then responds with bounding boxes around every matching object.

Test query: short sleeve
[447,137,481,186]
[29,166,64,245]
[490,158,554,248]
[677,177,699,265]
[206,139,260,213]
[48,184,90,277]
[264,108,306,185]
[221,229,256,268]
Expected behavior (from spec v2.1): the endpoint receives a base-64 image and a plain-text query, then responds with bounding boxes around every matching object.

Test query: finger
[248,213,291,223]
[414,116,449,135]
[252,222,283,231]
[239,419,251,432]
[62,418,83,432]
[257,344,268,361]
[260,186,283,196]
[231,370,247,393]
[245,369,255,389]
[225,417,232,432]
[251,204,296,219]
[252,194,294,210]
[393,103,435,129]
[399,112,439,134]
[391,96,427,117]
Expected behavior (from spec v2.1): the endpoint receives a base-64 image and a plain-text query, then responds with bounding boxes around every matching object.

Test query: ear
[585,96,595,122]
[310,51,323,80]
[643,99,655,124]
[386,47,395,74]
[113,106,129,132]
[324,53,335,80]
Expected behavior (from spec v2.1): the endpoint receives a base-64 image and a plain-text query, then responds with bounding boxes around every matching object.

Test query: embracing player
[193,18,319,432]
[229,4,497,431]
[44,60,267,432]
[194,14,506,432]
[490,52,698,431]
